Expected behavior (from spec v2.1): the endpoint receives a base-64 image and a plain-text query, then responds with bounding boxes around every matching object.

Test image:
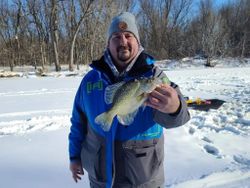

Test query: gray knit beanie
[107,12,140,43]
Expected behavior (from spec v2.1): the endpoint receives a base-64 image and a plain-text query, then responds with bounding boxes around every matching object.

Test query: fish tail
[95,112,114,132]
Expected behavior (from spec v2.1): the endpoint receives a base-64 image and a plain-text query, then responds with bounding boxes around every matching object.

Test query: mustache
[117,46,130,51]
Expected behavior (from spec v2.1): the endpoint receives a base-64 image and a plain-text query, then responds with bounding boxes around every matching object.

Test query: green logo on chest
[87,80,103,93]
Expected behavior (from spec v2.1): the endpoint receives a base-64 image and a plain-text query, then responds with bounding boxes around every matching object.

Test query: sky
[191,0,234,14]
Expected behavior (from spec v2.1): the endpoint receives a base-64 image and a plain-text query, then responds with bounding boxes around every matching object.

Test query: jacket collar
[103,46,144,78]
[90,49,155,82]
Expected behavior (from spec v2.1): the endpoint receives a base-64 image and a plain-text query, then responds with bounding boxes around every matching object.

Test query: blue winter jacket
[68,51,190,188]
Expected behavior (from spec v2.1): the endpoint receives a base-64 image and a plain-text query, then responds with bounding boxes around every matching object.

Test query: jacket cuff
[153,96,190,129]
[70,156,81,162]
[168,98,182,116]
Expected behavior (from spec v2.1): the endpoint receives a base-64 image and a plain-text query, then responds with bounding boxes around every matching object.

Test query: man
[69,12,190,188]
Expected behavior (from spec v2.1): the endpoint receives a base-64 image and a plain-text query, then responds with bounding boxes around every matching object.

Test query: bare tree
[50,0,61,71]
[139,0,193,59]
[0,1,17,70]
[197,0,221,66]
[1,0,249,72]
[235,0,250,58]
[27,0,49,69]
[61,0,94,71]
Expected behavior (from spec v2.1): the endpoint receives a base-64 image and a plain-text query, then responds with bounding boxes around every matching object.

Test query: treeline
[0,0,249,71]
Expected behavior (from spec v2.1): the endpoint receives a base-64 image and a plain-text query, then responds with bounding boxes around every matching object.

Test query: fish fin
[162,76,170,85]
[117,109,138,125]
[95,112,114,132]
[105,81,125,104]
[136,93,147,102]
[136,93,148,111]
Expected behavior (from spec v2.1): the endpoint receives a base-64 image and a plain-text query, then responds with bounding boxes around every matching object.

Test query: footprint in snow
[188,127,196,135]
[202,136,213,143]
[203,144,222,158]
[233,155,250,166]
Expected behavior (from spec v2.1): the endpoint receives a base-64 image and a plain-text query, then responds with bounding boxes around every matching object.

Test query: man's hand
[70,161,84,183]
[145,84,180,114]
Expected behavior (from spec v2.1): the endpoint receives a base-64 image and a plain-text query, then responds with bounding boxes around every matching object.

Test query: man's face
[108,31,139,71]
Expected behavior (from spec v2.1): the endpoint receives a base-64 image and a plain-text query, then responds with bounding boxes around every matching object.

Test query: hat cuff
[107,12,140,43]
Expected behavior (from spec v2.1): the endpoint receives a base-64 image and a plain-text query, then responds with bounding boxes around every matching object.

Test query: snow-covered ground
[0,59,250,188]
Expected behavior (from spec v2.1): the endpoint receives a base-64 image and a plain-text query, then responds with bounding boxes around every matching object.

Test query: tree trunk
[68,0,94,71]
[40,41,46,69]
[10,52,14,71]
[51,0,61,71]
[52,34,60,71]
[241,32,246,58]
[205,56,212,67]
[69,18,85,71]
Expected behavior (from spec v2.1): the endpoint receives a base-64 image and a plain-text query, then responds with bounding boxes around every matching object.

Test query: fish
[94,76,164,131]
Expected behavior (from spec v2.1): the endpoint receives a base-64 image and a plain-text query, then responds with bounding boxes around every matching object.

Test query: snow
[0,59,250,188]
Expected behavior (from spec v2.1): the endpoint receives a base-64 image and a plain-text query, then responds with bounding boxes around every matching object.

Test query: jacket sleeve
[68,81,87,161]
[152,67,190,129]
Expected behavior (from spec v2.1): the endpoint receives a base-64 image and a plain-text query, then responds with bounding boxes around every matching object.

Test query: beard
[117,46,131,61]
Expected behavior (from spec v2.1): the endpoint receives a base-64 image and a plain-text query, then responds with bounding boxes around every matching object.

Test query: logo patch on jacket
[87,80,103,93]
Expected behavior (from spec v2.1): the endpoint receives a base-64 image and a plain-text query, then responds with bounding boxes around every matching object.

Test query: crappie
[95,77,163,131]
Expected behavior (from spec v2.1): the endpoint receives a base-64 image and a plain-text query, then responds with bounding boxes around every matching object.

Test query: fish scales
[95,77,163,131]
